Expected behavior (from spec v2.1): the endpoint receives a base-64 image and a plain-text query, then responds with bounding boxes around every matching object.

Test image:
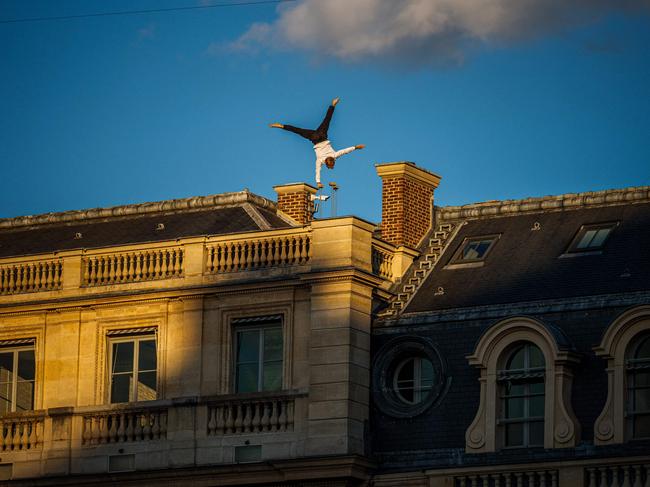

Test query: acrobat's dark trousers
[281,105,334,145]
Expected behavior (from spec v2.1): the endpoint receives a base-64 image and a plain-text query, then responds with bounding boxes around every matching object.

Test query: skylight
[451,236,499,263]
[568,223,617,253]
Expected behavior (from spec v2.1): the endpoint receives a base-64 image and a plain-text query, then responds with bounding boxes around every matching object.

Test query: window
[0,345,35,414]
[451,235,499,264]
[567,223,616,253]
[499,343,545,447]
[466,317,580,452]
[235,325,282,393]
[627,334,650,439]
[109,334,157,403]
[393,356,434,405]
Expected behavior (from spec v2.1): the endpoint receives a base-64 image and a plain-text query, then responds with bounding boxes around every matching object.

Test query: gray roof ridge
[437,185,650,221]
[0,190,278,230]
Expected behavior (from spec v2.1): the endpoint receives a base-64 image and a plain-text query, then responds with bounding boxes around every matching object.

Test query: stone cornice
[0,190,277,230]
[437,185,650,221]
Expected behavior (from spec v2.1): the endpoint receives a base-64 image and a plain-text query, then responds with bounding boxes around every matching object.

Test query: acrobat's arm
[334,144,365,159]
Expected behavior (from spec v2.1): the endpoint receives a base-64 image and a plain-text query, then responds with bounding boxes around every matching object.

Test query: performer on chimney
[270,97,365,189]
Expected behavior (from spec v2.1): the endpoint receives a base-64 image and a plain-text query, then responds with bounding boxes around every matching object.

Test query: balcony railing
[81,406,168,445]
[371,241,394,280]
[0,412,45,451]
[586,464,649,487]
[205,231,311,274]
[82,247,184,286]
[207,394,295,435]
[455,469,558,487]
[0,260,62,295]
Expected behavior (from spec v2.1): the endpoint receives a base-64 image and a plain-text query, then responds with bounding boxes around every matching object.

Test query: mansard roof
[405,187,650,314]
[0,190,292,258]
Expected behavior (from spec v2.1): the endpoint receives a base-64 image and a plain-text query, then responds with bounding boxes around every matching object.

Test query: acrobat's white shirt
[313,140,357,184]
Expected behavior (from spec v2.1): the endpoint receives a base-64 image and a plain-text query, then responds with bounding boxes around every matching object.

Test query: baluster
[216,406,225,435]
[279,237,288,265]
[514,472,523,487]
[234,403,243,433]
[470,476,478,487]
[457,477,466,487]
[216,245,225,272]
[287,400,294,431]
[160,411,167,438]
[162,250,171,276]
[232,243,241,271]
[207,407,217,435]
[124,412,135,441]
[11,422,21,450]
[82,417,92,445]
[597,468,608,487]
[142,412,152,440]
[87,259,96,285]
[612,466,621,487]
[286,237,295,264]
[116,413,126,442]
[587,468,597,487]
[44,263,54,289]
[269,401,278,432]
[491,473,501,487]
[55,262,63,287]
[479,474,489,487]
[260,402,270,432]
[0,268,5,294]
[259,240,268,266]
[0,421,6,451]
[241,403,251,433]
[152,251,160,278]
[505,473,512,487]
[251,240,260,268]
[107,413,117,442]
[19,422,28,449]
[28,419,37,448]
[277,400,287,432]
[225,404,234,434]
[206,246,214,273]
[8,266,17,293]
[622,466,632,487]
[152,411,161,439]
[135,413,145,440]
[551,471,558,487]
[632,466,642,487]
[224,244,233,272]
[539,471,548,487]
[26,263,35,291]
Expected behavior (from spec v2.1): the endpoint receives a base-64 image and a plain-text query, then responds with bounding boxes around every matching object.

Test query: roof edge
[437,185,650,221]
[0,190,278,230]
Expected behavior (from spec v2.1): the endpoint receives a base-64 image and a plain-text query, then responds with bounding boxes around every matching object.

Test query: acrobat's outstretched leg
[269,123,316,142]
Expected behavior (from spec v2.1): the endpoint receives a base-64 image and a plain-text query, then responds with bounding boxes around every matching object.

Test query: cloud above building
[229,0,650,65]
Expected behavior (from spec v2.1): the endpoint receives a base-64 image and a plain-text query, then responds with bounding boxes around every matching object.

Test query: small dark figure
[270,97,365,188]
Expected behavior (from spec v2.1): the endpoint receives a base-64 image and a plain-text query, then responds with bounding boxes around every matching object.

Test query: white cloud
[229,0,650,64]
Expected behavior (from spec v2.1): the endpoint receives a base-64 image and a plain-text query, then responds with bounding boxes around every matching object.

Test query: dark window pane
[397,359,414,383]
[577,229,597,249]
[635,372,650,387]
[634,389,650,411]
[15,381,34,411]
[529,346,545,368]
[420,358,434,388]
[506,397,524,418]
[0,353,13,382]
[398,384,414,403]
[112,342,134,374]
[505,423,523,447]
[263,328,283,362]
[263,362,282,391]
[507,346,525,370]
[634,414,650,438]
[462,240,492,260]
[530,395,545,417]
[506,382,525,396]
[17,350,36,381]
[237,331,260,364]
[591,228,611,247]
[530,381,545,394]
[138,340,157,372]
[236,363,258,393]
[111,374,133,403]
[636,336,650,359]
[137,371,157,401]
[529,421,544,446]
[0,382,12,413]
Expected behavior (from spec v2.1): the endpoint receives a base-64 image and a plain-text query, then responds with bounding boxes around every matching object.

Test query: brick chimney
[375,162,441,248]
[273,183,318,225]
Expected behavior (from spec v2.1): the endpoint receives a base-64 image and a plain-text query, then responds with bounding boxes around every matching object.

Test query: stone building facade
[0,162,648,486]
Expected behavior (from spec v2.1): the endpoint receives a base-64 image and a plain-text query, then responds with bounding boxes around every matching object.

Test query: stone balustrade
[0,413,45,451]
[205,231,311,273]
[82,248,184,286]
[586,464,649,487]
[81,406,168,445]
[371,241,394,280]
[0,260,62,295]
[207,394,295,435]
[455,469,558,487]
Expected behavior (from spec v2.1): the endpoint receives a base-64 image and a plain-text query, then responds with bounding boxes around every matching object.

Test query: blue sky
[1,0,649,223]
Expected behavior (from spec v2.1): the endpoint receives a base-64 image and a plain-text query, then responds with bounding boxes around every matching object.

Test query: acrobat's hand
[269,123,284,129]
[355,144,365,150]
[332,97,340,107]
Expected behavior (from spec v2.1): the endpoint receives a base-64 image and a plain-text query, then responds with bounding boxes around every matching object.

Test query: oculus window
[627,334,650,439]
[568,223,616,253]
[393,356,434,405]
[498,342,545,448]
[234,318,283,393]
[109,333,157,404]
[451,235,499,264]
[0,343,35,414]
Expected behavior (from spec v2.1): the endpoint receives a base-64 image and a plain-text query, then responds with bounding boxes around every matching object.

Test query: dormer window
[568,223,617,253]
[451,235,499,264]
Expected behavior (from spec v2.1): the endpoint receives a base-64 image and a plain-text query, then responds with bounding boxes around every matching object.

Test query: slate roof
[405,200,650,313]
[0,191,292,258]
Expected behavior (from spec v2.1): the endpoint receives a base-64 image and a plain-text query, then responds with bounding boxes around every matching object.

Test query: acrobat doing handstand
[270,97,365,189]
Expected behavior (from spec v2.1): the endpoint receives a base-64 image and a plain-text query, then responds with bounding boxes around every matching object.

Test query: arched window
[499,343,545,447]
[393,356,434,405]
[627,334,650,439]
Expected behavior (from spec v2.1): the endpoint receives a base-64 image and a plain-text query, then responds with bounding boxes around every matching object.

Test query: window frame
[392,356,434,405]
[566,222,618,254]
[107,332,158,404]
[449,234,500,266]
[626,334,650,440]
[0,344,36,414]
[233,321,283,394]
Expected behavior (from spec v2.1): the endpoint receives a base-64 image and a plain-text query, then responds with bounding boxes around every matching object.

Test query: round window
[373,336,449,418]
